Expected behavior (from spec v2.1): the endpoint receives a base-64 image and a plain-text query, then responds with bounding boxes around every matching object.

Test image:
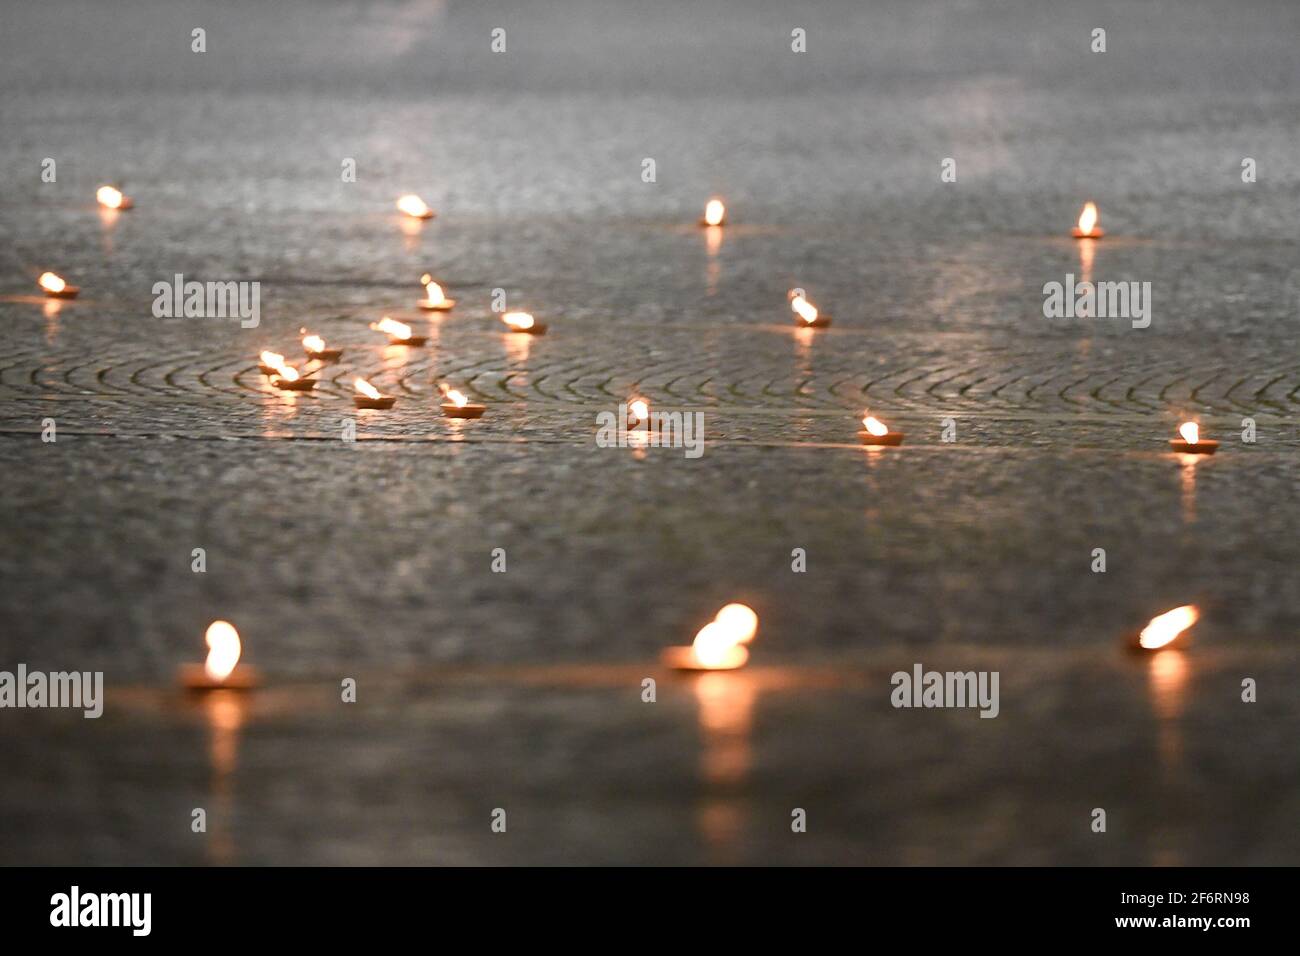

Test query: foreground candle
[354,376,396,409]
[858,413,904,445]
[791,293,830,328]
[700,198,726,227]
[662,602,759,671]
[38,272,79,299]
[1169,421,1217,455]
[96,185,134,210]
[1130,604,1199,652]
[501,311,547,335]
[417,274,455,311]
[301,331,342,361]
[371,316,427,346]
[258,350,288,375]
[396,194,435,220]
[440,384,485,418]
[271,364,316,391]
[1072,201,1104,239]
[179,621,261,690]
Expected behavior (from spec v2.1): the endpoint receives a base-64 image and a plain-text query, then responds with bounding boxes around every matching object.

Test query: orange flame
[275,365,300,382]
[420,274,448,304]
[96,185,126,209]
[259,350,288,372]
[1138,605,1199,650]
[703,198,726,226]
[354,377,382,400]
[691,603,759,668]
[502,311,535,330]
[1178,422,1199,445]
[302,333,327,353]
[441,384,468,407]
[791,296,819,324]
[204,620,242,682]
[372,316,412,340]
[862,414,889,436]
[38,272,66,294]
[629,398,649,422]
[1077,202,1099,237]
[396,194,433,219]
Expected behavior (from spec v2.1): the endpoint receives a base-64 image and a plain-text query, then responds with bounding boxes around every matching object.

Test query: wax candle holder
[660,645,748,671]
[389,333,427,346]
[273,375,316,392]
[442,401,486,419]
[304,345,342,361]
[355,394,396,410]
[1170,438,1217,455]
[178,662,262,691]
[858,429,904,446]
[796,314,832,328]
[40,279,79,299]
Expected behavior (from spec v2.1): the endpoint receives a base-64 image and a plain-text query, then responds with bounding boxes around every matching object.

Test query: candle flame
[204,620,242,682]
[703,198,726,226]
[96,185,126,209]
[1138,605,1199,650]
[862,415,889,436]
[1179,421,1199,445]
[629,399,649,422]
[276,365,300,382]
[691,603,759,668]
[421,275,447,304]
[38,272,66,293]
[1077,201,1099,237]
[791,296,819,324]
[503,311,535,330]
[372,316,412,340]
[441,384,469,407]
[354,377,381,400]
[302,333,326,353]
[396,194,432,218]
[259,350,288,372]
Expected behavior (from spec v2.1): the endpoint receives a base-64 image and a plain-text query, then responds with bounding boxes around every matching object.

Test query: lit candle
[417,274,455,311]
[662,603,758,671]
[353,376,396,409]
[858,412,904,446]
[627,397,652,430]
[38,272,79,299]
[1071,201,1104,239]
[1129,604,1199,652]
[258,350,288,376]
[96,185,134,210]
[790,292,831,328]
[700,198,727,227]
[370,316,427,346]
[440,384,485,418]
[1169,421,1217,455]
[179,620,261,690]
[301,330,342,361]
[396,194,435,220]
[271,364,316,391]
[501,311,547,335]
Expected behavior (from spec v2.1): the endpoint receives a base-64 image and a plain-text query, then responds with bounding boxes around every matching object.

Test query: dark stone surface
[0,0,1297,864]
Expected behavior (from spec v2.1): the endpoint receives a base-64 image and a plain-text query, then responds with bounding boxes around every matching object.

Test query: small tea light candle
[627,398,654,431]
[371,316,427,346]
[39,272,79,299]
[258,350,288,375]
[1072,201,1104,239]
[791,293,830,328]
[272,366,316,391]
[179,621,261,691]
[1169,421,1217,455]
[396,194,435,220]
[301,331,342,361]
[502,311,547,335]
[1128,604,1199,653]
[354,377,396,409]
[662,603,758,671]
[440,384,485,418]
[700,197,727,227]
[859,413,904,445]
[417,274,455,311]
[96,185,134,210]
